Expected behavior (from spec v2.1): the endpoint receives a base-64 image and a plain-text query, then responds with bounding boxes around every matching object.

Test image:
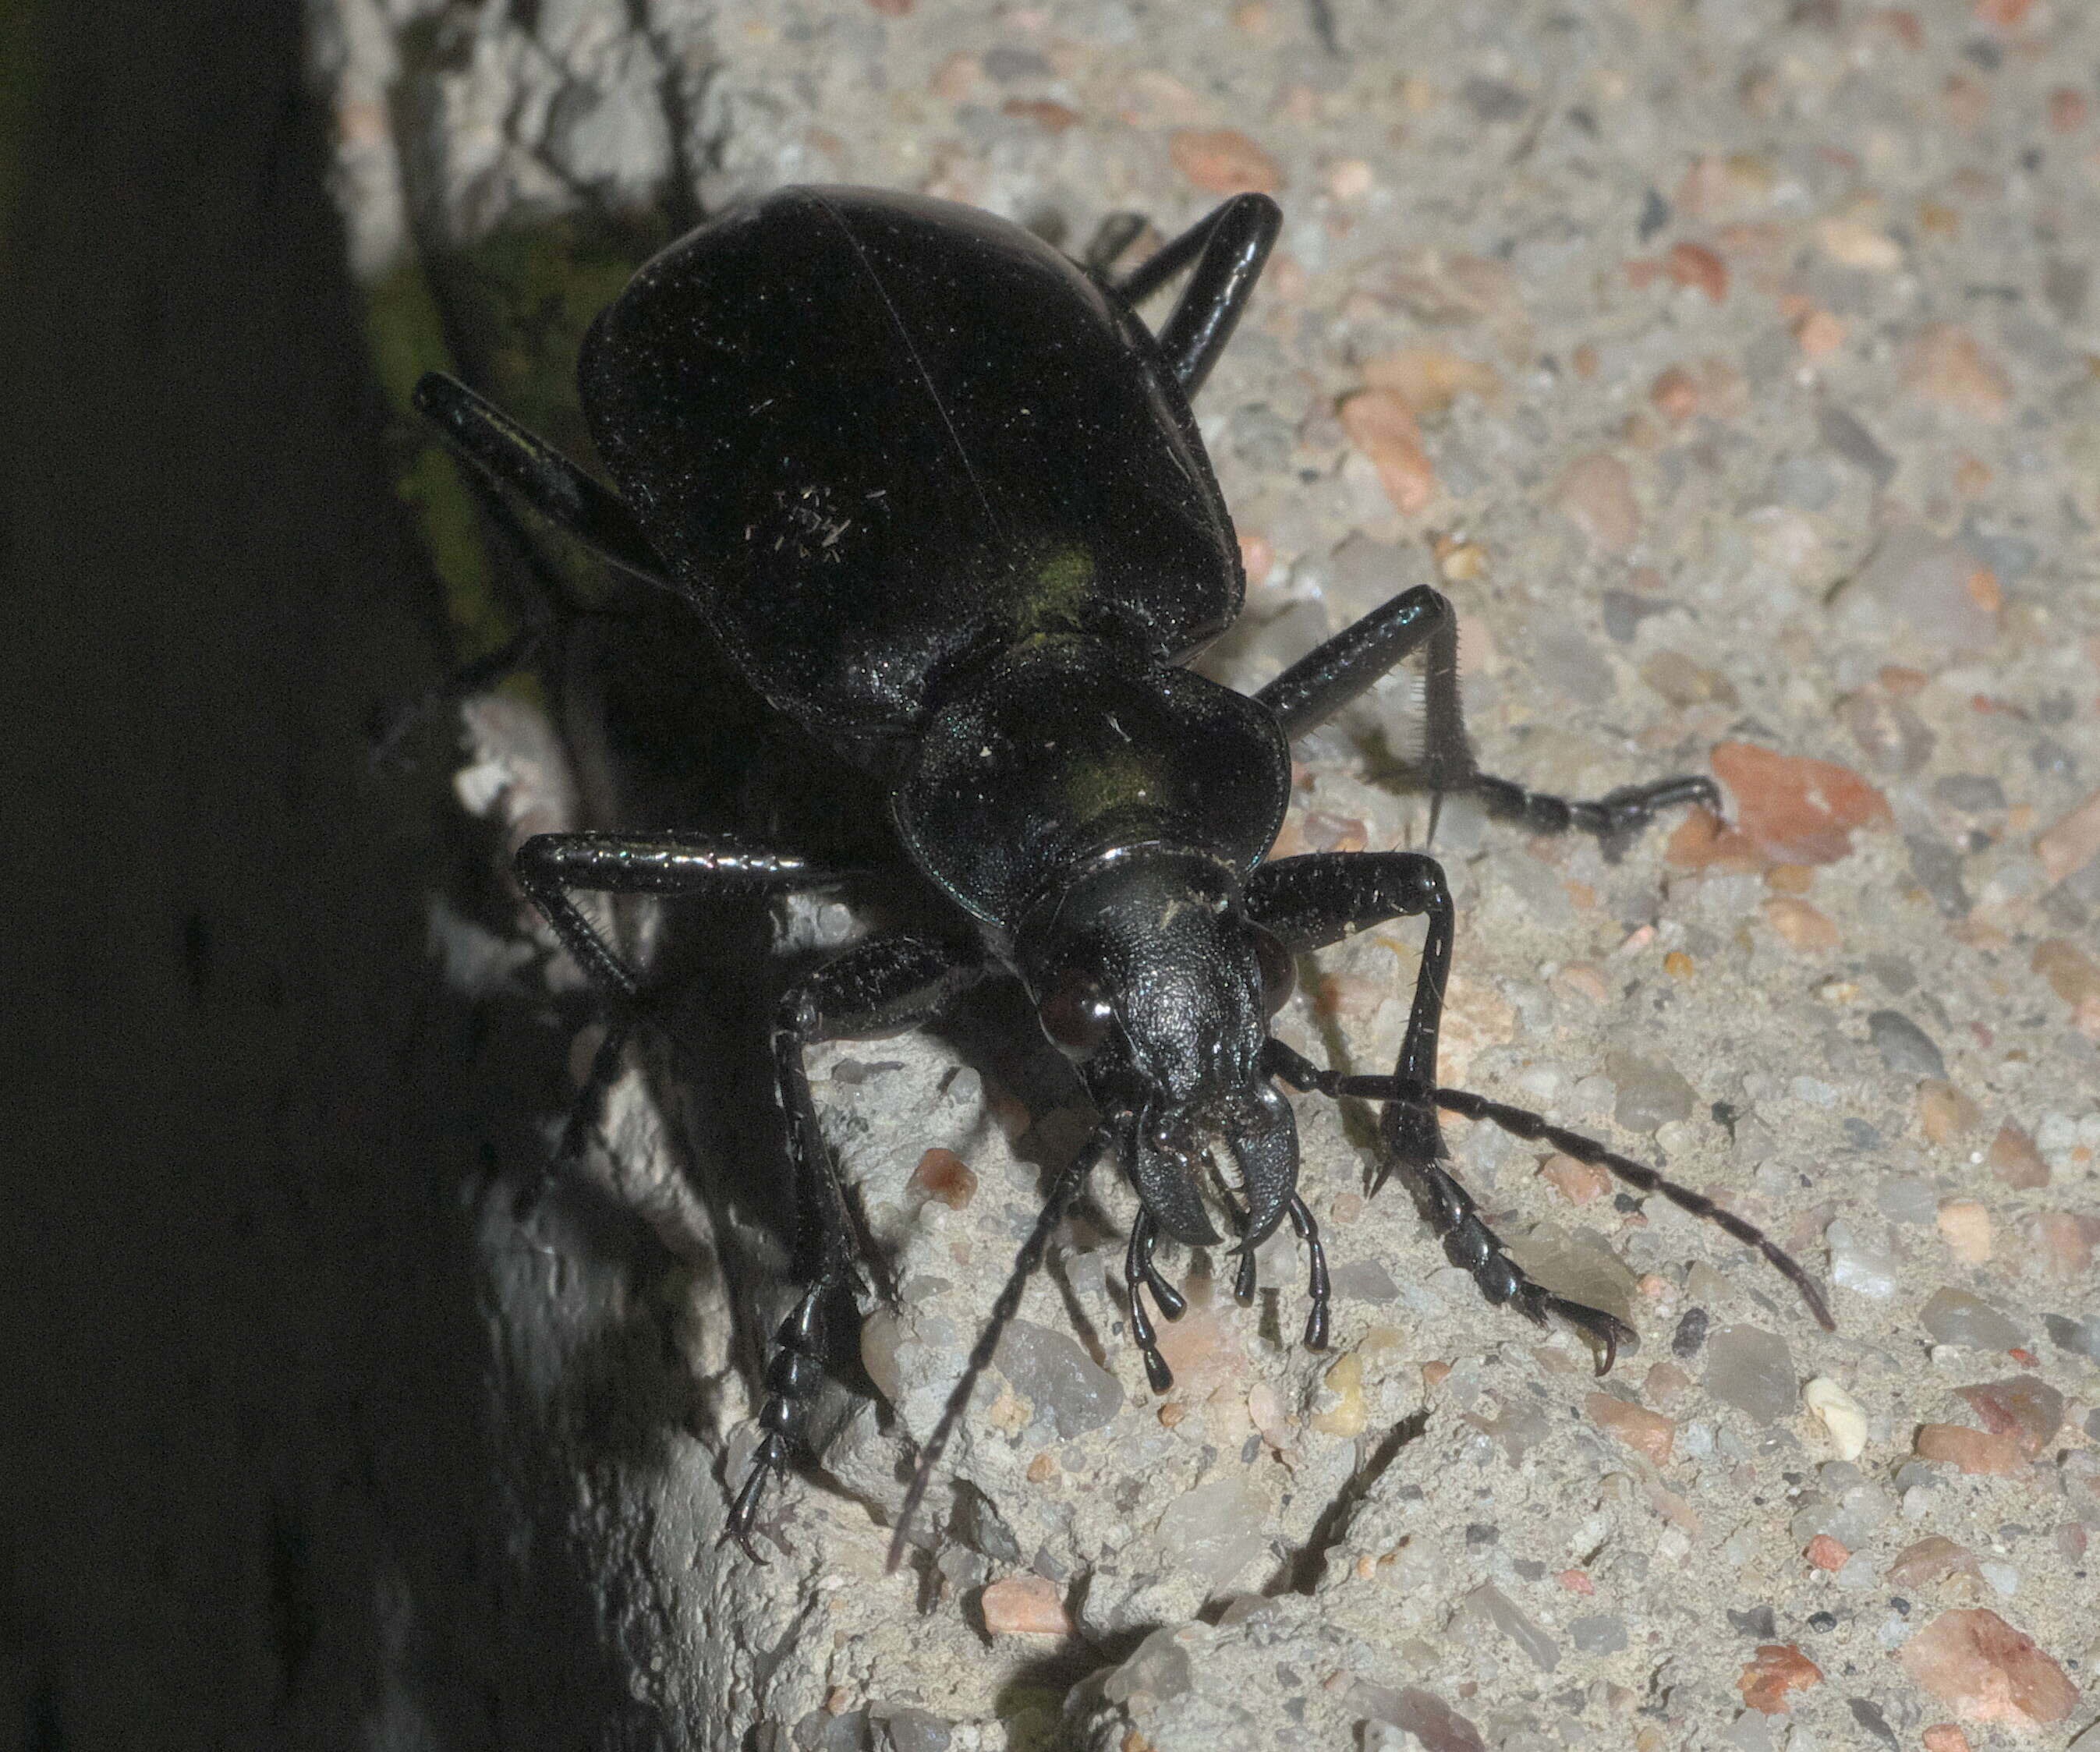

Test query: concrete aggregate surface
[320,0,2100,1744]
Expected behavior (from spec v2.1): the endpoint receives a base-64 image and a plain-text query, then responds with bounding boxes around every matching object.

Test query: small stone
[1914,1425,2024,1477]
[1459,76,1529,122]
[1558,452,1640,553]
[1339,388,1434,515]
[1934,773,2005,813]
[1818,214,1904,271]
[1641,651,1737,707]
[1838,689,1935,777]
[1804,1376,1869,1460]
[2034,1211,2095,1279]
[909,1148,978,1209]
[980,1573,1071,1636]
[1764,897,1841,950]
[1868,1010,1945,1078]
[1889,1536,1982,1590]
[1361,347,1503,416]
[2036,786,2100,884]
[1169,129,1283,194]
[2032,939,2100,1038]
[1705,1325,1797,1425]
[1907,833,1973,921]
[1986,1124,2049,1189]
[1900,1609,2077,1727]
[1672,1307,1709,1358]
[1571,1615,1627,1655]
[1651,366,1698,423]
[1919,1081,1982,1146]
[1806,1533,1850,1570]
[1643,1360,1692,1405]
[1737,1644,1823,1714]
[1955,1377,2063,1457]
[1920,1288,2024,1350]
[1669,744,1891,869]
[1466,1583,1560,1672]
[1542,1152,1611,1203]
[1844,522,1999,653]
[1936,1199,1992,1264]
[1729,1606,1779,1640]
[1347,1681,1486,1752]
[1607,1049,1697,1133]
[1312,1350,1368,1437]
[1920,1727,1971,1752]
[1903,324,2011,423]
[1586,1392,1675,1464]
[872,1705,951,1752]
[2045,1313,2100,1362]
[1830,1228,1902,1299]
[994,1319,1124,1438]
[1818,405,1897,487]
[1666,240,1728,301]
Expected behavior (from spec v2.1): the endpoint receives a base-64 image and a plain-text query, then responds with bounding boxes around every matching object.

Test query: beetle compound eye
[1253,926,1295,1017]
[1039,972,1115,1057]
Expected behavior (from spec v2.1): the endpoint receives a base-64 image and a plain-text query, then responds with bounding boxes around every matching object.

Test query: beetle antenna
[886,1120,1116,1572]
[1434,1085,1835,1330]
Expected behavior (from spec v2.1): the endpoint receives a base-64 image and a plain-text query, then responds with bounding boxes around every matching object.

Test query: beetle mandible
[415,186,1833,1563]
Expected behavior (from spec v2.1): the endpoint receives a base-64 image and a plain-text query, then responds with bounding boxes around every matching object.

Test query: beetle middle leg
[1248,851,1638,1366]
[1255,583,1719,850]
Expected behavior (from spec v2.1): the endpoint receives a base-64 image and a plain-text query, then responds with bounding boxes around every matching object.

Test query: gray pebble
[1920,1288,2024,1351]
[1571,1615,1628,1655]
[1817,405,1896,488]
[994,1318,1123,1438]
[873,1707,951,1752]
[1607,1049,1696,1133]
[1772,454,1836,511]
[1329,1258,1399,1303]
[1532,621,1616,703]
[1933,773,2005,813]
[1467,1583,1560,1672]
[1868,1010,1946,1078]
[1838,689,1934,777]
[1704,1324,1797,1425]
[1905,833,1971,919]
[2044,1312,2100,1363]
[2031,737,2079,780]
[1672,1307,1709,1358]
[1460,76,1529,121]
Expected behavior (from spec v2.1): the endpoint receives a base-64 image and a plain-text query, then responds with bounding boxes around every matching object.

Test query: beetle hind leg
[1094,193,1282,398]
[414,372,673,589]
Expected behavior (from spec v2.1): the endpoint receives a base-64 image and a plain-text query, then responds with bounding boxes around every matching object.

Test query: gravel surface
[317,1,2100,1745]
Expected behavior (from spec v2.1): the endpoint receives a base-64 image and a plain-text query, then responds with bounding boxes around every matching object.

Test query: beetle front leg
[1249,853,1636,1368]
[731,933,986,1557]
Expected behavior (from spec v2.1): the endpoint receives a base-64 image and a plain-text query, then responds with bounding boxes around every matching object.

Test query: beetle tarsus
[1287,1195,1331,1351]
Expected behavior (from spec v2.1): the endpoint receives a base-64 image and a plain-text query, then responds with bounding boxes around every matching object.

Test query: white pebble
[1804,1376,1869,1461]
[1980,1561,2019,1596]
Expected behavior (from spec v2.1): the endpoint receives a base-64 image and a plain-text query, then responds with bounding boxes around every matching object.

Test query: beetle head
[1015,846,1298,1248]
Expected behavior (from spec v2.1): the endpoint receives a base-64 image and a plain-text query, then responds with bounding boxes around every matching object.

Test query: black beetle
[415,185,1832,1563]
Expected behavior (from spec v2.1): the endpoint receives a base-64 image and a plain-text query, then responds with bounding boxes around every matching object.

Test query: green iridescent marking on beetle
[1009,542,1096,635]
[1063,742,1158,829]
